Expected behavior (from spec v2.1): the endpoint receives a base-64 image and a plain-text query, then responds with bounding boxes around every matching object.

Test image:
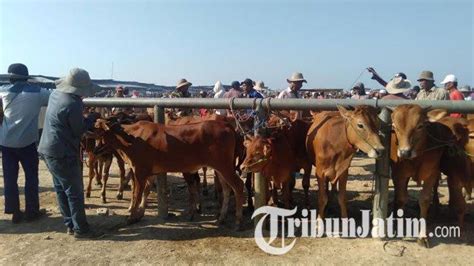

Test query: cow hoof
[95,182,103,188]
[102,198,107,204]
[417,238,430,248]
[86,192,91,198]
[116,194,123,200]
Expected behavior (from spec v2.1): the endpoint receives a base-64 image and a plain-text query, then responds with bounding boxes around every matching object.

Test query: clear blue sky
[0,0,472,90]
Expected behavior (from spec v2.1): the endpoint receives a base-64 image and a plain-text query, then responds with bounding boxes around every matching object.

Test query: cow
[94,119,245,229]
[466,119,474,199]
[306,105,384,221]
[241,117,312,208]
[389,104,470,247]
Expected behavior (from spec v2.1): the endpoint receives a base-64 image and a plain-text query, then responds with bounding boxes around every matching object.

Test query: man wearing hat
[381,76,411,100]
[38,68,102,239]
[170,78,193,117]
[351,82,369,99]
[441,74,464,118]
[415,71,448,100]
[278,72,306,99]
[460,85,472,100]
[0,63,51,223]
[224,81,243,99]
[254,81,268,96]
[241,78,263,99]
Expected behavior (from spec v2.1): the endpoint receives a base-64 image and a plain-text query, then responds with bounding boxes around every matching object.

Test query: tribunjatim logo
[252,206,460,255]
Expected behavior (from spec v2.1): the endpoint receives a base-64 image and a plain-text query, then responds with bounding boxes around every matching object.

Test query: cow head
[241,135,272,173]
[391,104,431,159]
[337,105,385,159]
[93,119,132,155]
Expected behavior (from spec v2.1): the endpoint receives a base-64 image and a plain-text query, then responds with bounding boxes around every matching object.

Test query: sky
[0,0,472,90]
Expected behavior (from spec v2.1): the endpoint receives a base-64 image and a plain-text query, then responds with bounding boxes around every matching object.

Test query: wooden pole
[253,100,267,226]
[372,107,391,237]
[154,105,168,219]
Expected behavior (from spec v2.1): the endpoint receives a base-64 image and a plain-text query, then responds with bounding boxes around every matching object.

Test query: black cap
[231,81,240,88]
[394,72,407,79]
[240,78,253,86]
[8,63,29,77]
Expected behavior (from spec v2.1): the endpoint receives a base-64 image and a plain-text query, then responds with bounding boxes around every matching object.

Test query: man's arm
[367,67,388,87]
[67,100,86,138]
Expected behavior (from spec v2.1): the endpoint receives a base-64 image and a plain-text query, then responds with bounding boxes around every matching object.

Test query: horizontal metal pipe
[83,98,474,113]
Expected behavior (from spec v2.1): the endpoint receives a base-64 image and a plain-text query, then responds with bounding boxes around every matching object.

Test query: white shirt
[278,87,300,99]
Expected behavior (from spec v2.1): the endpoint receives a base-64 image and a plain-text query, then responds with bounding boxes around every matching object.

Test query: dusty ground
[0,156,473,265]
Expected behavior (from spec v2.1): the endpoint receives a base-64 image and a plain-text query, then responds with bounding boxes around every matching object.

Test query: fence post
[253,99,268,226]
[372,107,391,237]
[154,105,168,219]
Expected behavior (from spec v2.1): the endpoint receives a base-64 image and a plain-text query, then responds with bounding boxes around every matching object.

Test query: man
[170,78,193,117]
[241,78,263,99]
[38,68,102,239]
[0,63,50,223]
[381,76,411,100]
[367,67,407,87]
[441,74,464,118]
[278,73,306,99]
[415,71,448,100]
[224,81,242,98]
[460,85,472,100]
[351,82,368,99]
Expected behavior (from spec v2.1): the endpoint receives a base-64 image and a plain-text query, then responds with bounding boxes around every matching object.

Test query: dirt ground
[0,156,473,265]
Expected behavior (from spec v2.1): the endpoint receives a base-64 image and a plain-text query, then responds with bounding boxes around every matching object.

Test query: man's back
[38,90,84,158]
[0,82,50,148]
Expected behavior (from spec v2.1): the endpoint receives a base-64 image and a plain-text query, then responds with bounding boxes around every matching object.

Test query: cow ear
[427,109,447,122]
[337,105,350,119]
[243,135,253,148]
[95,119,110,130]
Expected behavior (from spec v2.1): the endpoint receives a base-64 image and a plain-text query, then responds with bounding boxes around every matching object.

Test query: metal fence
[83,97,474,234]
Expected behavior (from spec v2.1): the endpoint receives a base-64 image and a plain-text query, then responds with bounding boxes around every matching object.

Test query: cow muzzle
[368,147,385,159]
[398,148,415,159]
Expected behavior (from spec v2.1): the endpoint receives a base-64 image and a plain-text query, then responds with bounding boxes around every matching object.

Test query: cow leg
[127,176,136,213]
[417,175,438,248]
[127,174,146,225]
[183,173,200,220]
[140,177,154,210]
[302,166,311,208]
[316,172,328,220]
[447,174,466,233]
[282,181,292,209]
[393,175,410,213]
[202,167,208,196]
[216,168,244,230]
[86,157,95,198]
[245,172,253,211]
[100,157,113,203]
[337,172,348,218]
[431,173,441,216]
[96,160,103,187]
[116,155,126,200]
[214,171,222,203]
[217,176,231,225]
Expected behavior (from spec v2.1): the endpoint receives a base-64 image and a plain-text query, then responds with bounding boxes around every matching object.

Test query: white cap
[440,74,457,84]
[379,89,387,94]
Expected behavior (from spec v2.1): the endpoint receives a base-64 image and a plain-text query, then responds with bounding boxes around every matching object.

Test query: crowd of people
[0,62,472,239]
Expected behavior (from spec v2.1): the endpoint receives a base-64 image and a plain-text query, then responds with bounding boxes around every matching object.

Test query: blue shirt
[246,89,264,99]
[38,90,88,158]
[0,82,50,148]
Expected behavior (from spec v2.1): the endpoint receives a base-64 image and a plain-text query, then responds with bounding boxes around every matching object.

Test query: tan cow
[390,104,470,247]
[306,105,384,220]
[94,119,245,230]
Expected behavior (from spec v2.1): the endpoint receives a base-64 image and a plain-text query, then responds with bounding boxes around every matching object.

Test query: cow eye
[357,123,364,129]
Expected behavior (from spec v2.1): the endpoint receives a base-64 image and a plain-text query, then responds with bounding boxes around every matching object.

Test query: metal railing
[83,97,474,233]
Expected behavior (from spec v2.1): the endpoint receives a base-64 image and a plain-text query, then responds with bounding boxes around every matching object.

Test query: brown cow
[390,104,470,247]
[466,119,474,199]
[241,133,296,208]
[306,105,384,221]
[241,117,312,207]
[94,119,245,229]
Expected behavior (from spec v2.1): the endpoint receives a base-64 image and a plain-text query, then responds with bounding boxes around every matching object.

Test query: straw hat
[176,78,192,89]
[55,68,100,97]
[417,71,434,81]
[385,76,412,94]
[287,72,307,83]
[254,80,268,91]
